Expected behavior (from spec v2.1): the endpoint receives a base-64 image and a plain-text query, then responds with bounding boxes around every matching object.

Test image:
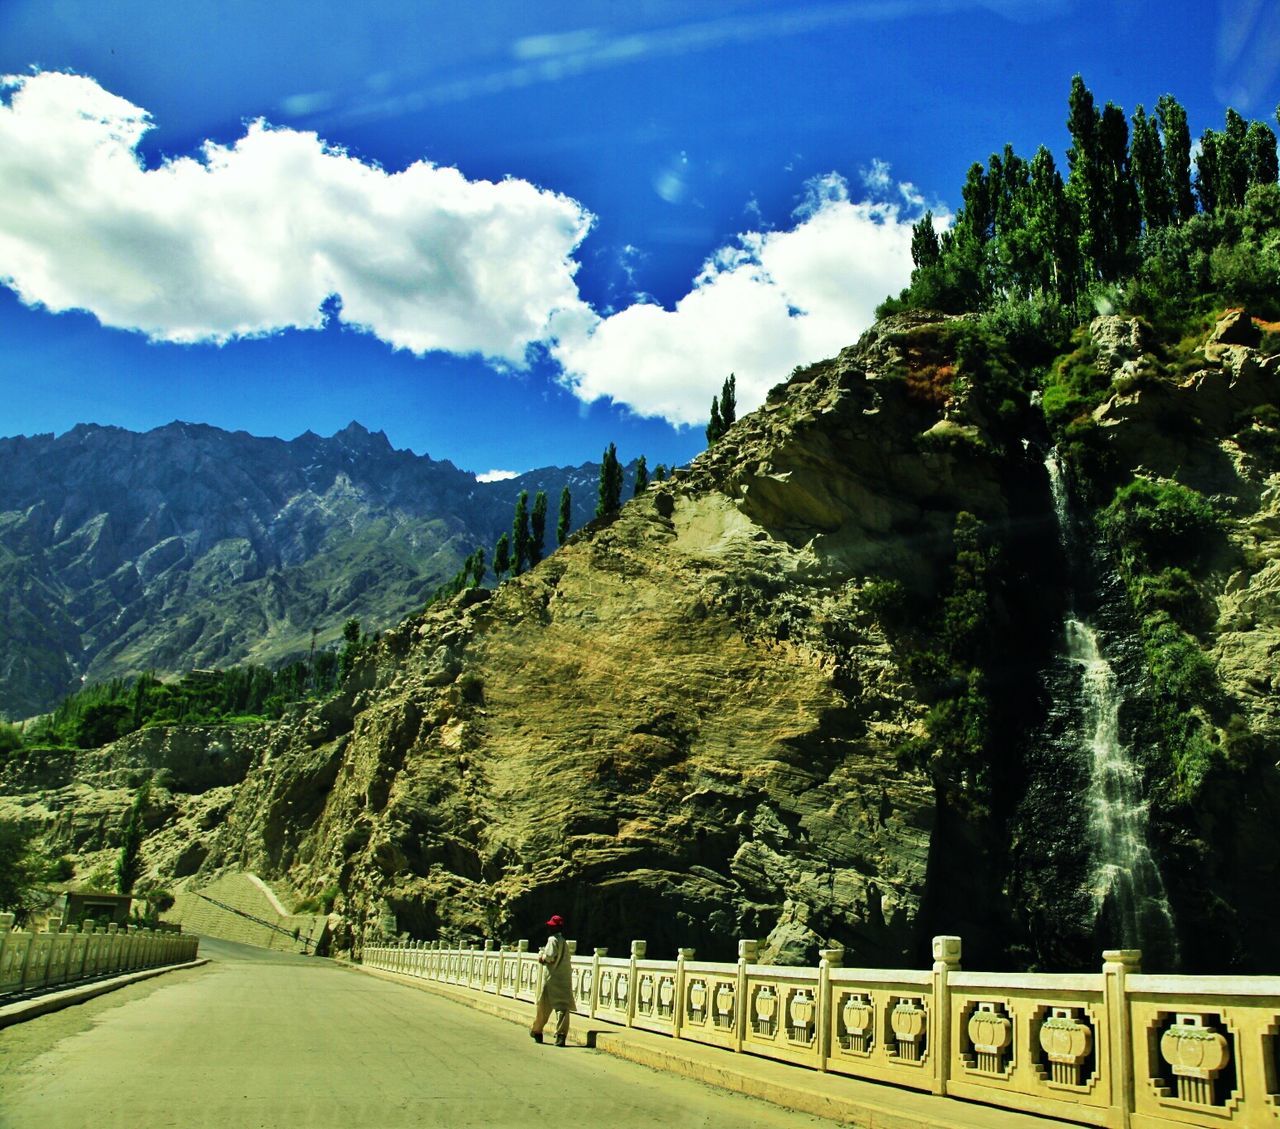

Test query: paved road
[0,937,836,1129]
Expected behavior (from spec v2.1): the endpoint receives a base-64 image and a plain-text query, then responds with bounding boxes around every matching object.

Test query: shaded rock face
[7,311,1278,972]
[0,422,608,718]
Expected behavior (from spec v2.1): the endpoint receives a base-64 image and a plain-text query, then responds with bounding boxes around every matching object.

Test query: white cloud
[551,173,917,426]
[860,158,893,194]
[477,469,520,482]
[1,72,929,432]
[0,71,593,361]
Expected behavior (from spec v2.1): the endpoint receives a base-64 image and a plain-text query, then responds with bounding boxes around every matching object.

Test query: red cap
[546,914,564,928]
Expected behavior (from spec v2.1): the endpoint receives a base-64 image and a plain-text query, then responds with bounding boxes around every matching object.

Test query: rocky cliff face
[6,310,1278,972]
[0,422,605,717]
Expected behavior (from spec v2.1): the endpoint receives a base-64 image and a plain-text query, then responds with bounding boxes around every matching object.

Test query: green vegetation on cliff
[883,76,1280,338]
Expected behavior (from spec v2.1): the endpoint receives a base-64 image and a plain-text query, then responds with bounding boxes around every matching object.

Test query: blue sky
[1,1,1274,478]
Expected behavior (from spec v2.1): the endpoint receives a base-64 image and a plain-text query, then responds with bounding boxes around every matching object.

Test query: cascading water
[1045,452,1178,962]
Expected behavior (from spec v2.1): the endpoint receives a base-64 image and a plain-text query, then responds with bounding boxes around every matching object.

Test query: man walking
[529,914,576,1047]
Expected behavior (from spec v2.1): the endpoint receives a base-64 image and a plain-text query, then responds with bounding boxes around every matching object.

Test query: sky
[1,1,1276,479]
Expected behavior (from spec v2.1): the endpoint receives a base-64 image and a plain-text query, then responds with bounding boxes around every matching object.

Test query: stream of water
[1045,452,1178,961]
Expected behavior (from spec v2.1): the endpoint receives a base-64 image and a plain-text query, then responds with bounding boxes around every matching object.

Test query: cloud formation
[1,72,924,431]
[0,71,592,361]
[550,172,917,425]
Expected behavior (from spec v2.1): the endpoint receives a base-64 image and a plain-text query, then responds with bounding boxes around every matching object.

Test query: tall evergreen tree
[511,490,531,575]
[706,396,723,444]
[493,532,510,580]
[471,546,486,588]
[720,374,737,429]
[1156,94,1196,222]
[633,455,649,496]
[556,486,572,547]
[596,443,622,518]
[530,491,548,566]
[653,464,667,482]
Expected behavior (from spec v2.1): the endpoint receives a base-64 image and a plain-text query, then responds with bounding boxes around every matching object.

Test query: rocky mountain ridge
[0,421,610,718]
[4,309,1278,972]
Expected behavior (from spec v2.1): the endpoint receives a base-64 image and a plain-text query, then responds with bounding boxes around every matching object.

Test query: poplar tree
[633,455,649,496]
[1247,120,1279,188]
[557,486,572,546]
[706,396,723,444]
[1130,105,1171,230]
[511,491,531,575]
[596,443,622,518]
[530,491,548,566]
[493,533,510,580]
[1156,94,1195,222]
[471,547,486,587]
[115,783,150,895]
[1066,74,1104,279]
[910,211,941,268]
[720,374,737,429]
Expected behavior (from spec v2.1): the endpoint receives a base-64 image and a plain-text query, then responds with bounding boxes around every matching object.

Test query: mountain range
[0,420,612,718]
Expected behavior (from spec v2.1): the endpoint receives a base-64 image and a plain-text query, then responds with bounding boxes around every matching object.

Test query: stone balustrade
[0,913,199,998]
[362,935,1280,1128]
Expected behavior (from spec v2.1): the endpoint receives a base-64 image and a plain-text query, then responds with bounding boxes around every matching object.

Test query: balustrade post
[735,939,758,1053]
[1103,949,1141,1129]
[929,936,961,1096]
[516,937,529,993]
[627,940,646,1028]
[818,946,844,1072]
[0,913,12,985]
[591,947,605,1019]
[673,947,695,1041]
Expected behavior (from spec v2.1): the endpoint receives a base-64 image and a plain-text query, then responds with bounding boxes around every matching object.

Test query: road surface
[0,936,836,1129]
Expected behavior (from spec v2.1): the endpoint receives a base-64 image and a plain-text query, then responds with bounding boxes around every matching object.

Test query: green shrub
[1041,334,1108,432]
[1099,479,1221,571]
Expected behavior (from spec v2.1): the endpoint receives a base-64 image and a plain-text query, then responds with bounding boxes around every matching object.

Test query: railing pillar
[930,935,962,1096]
[735,939,758,1053]
[673,947,694,1040]
[1103,949,1141,1129]
[0,913,14,931]
[627,940,646,1028]
[591,947,606,1019]
[818,946,844,1072]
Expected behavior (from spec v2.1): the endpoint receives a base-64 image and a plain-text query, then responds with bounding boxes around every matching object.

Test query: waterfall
[1045,452,1178,961]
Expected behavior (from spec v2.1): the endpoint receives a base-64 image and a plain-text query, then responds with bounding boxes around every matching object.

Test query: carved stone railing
[361,936,1280,1128]
[0,913,200,999]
